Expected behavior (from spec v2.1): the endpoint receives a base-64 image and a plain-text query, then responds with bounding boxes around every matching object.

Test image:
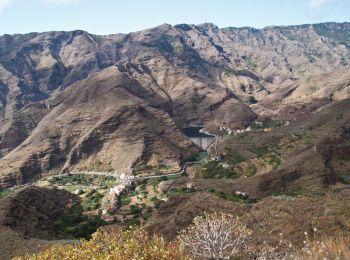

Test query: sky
[0,0,350,36]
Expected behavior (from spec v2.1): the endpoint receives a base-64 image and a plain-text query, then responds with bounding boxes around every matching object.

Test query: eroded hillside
[0,22,350,188]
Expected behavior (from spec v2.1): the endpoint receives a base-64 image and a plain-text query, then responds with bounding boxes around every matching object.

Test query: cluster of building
[101,182,128,217]
[219,125,252,135]
[219,120,290,136]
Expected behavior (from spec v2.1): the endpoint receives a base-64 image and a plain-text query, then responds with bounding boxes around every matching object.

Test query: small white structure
[186,182,195,189]
[235,191,246,197]
[109,183,127,196]
[219,162,230,169]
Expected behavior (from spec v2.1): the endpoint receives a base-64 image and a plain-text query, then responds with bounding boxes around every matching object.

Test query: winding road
[52,159,206,183]
[51,134,220,183]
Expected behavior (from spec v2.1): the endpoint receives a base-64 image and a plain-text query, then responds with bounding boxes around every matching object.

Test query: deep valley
[0,21,350,259]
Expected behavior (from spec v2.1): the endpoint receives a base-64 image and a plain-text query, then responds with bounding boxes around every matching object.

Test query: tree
[179,212,251,259]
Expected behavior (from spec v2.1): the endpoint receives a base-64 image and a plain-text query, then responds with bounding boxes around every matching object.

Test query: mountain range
[0,22,350,188]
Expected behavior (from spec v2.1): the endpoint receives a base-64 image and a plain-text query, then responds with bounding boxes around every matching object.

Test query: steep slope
[0,66,198,188]
[146,99,350,242]
[0,187,78,259]
[0,30,118,152]
[1,22,350,188]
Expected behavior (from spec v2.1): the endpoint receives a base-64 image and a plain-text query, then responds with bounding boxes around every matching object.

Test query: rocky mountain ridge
[0,22,350,188]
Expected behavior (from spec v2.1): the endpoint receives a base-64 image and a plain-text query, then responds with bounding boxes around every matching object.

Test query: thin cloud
[309,0,330,11]
[0,0,14,13]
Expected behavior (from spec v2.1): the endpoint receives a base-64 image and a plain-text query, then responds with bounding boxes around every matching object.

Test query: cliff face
[0,22,350,188]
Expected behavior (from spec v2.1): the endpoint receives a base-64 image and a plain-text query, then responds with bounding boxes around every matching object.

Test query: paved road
[51,160,204,183]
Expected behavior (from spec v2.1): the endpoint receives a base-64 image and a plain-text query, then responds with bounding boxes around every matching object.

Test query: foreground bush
[178,212,350,260]
[179,212,251,259]
[16,228,189,260]
[15,211,350,260]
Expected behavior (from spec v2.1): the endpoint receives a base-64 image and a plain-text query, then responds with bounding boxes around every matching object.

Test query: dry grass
[297,234,350,260]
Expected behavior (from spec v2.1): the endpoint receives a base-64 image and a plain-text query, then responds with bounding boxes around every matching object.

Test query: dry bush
[248,232,350,260]
[178,212,251,259]
[296,233,350,260]
[15,228,189,260]
[13,211,350,260]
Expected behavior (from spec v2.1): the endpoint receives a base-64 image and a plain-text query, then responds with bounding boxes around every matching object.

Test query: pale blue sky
[0,0,349,36]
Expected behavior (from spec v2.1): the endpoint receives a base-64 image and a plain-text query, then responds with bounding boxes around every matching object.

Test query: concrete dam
[182,127,215,150]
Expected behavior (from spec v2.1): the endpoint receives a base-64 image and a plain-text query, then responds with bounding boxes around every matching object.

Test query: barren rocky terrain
[0,22,350,188]
[0,187,78,259]
[0,22,350,258]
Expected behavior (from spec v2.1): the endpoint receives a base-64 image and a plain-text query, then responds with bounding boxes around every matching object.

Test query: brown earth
[146,190,350,247]
[0,187,78,259]
[1,22,350,188]
[145,99,350,245]
[0,21,350,257]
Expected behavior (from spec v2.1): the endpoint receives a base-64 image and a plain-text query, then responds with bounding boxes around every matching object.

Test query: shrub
[16,228,189,260]
[130,205,142,215]
[296,233,350,260]
[168,187,196,196]
[0,189,12,198]
[250,119,284,129]
[271,154,282,170]
[124,218,140,226]
[186,151,202,162]
[119,194,132,206]
[210,190,252,203]
[54,203,105,239]
[224,149,244,165]
[202,161,240,179]
[250,144,269,157]
[49,174,117,188]
[151,196,162,209]
[247,163,257,176]
[178,212,251,259]
[248,232,350,260]
[82,190,103,210]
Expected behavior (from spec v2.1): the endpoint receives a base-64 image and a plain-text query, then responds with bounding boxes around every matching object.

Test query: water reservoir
[182,127,215,150]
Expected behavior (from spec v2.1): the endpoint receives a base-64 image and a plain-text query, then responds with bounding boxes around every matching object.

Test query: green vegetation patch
[54,203,105,239]
[247,163,257,176]
[123,218,140,227]
[338,175,350,185]
[250,144,269,157]
[0,189,12,198]
[208,189,254,204]
[49,174,116,188]
[130,204,143,215]
[82,189,103,211]
[126,203,154,224]
[223,149,245,165]
[167,187,196,197]
[272,188,326,198]
[135,183,146,193]
[202,160,241,179]
[250,118,284,130]
[119,194,132,206]
[186,151,207,162]
[151,196,162,209]
[272,154,282,170]
[249,143,282,170]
